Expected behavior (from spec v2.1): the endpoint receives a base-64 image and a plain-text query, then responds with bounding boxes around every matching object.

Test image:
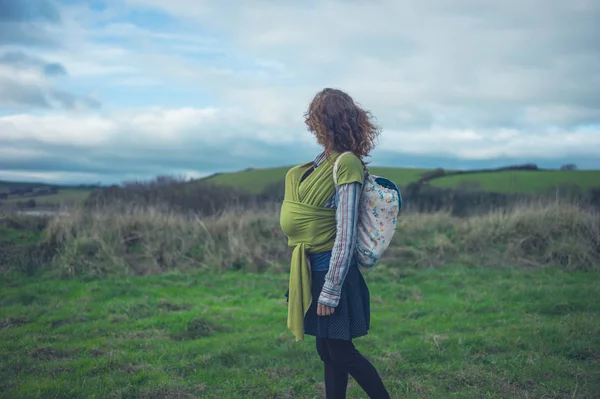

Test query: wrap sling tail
[282,200,336,341]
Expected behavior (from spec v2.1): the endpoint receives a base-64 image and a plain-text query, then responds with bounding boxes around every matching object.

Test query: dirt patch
[48,316,87,329]
[565,346,600,362]
[139,385,207,399]
[158,299,192,312]
[171,317,221,341]
[90,348,106,358]
[0,316,29,330]
[30,346,71,360]
[264,366,295,379]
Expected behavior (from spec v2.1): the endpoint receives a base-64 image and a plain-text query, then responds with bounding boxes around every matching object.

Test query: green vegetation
[3,202,596,278]
[431,170,600,194]
[0,181,93,211]
[205,166,600,195]
[0,181,59,191]
[206,167,291,194]
[0,226,44,274]
[206,167,430,194]
[1,174,600,397]
[1,189,91,207]
[1,264,598,398]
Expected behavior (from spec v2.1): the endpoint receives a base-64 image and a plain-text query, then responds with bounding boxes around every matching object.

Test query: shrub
[560,163,577,170]
[21,201,597,278]
[84,175,268,216]
[15,199,36,209]
[42,203,288,278]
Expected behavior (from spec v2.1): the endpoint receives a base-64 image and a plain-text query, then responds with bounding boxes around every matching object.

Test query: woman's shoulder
[337,152,363,171]
[336,152,364,185]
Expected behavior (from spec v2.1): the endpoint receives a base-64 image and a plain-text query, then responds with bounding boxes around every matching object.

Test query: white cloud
[123,0,600,125]
[1,108,597,162]
[1,0,599,183]
[0,170,105,184]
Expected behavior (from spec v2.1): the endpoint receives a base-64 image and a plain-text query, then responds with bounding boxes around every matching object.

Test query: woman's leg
[316,338,349,399]
[326,338,390,399]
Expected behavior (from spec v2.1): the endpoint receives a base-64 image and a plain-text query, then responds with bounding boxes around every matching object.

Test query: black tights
[316,337,390,399]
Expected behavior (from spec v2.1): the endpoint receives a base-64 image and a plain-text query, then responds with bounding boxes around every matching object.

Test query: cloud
[0,51,68,76]
[0,2,99,111]
[1,0,599,184]
[0,0,61,23]
[0,0,62,47]
[0,107,320,184]
[43,63,68,77]
[0,63,100,110]
[124,0,600,129]
[1,107,598,184]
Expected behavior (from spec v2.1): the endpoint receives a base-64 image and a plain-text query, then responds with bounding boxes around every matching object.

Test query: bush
[262,180,285,201]
[42,203,288,278]
[2,201,588,278]
[15,199,36,209]
[561,163,577,170]
[85,175,268,216]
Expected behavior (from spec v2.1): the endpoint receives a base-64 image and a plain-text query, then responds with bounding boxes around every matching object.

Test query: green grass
[205,166,600,195]
[0,227,43,245]
[431,170,600,194]
[206,167,430,194]
[0,187,92,209]
[0,181,52,193]
[206,167,292,194]
[0,227,45,273]
[1,263,598,398]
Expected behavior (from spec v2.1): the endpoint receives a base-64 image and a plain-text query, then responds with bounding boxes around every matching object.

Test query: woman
[280,88,391,398]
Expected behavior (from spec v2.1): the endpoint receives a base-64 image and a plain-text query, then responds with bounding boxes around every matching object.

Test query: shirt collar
[313,151,327,167]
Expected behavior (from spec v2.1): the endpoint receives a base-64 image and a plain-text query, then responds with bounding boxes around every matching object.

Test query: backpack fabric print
[333,152,402,268]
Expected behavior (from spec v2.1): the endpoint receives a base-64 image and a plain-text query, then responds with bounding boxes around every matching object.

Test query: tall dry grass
[27,201,599,278]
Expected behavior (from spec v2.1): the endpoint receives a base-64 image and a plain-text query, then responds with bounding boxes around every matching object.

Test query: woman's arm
[317,181,361,308]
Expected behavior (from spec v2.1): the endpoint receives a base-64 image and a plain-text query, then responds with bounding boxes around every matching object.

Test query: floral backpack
[333,152,403,268]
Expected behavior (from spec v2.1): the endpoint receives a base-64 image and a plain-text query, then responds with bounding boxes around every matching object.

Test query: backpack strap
[333,151,352,187]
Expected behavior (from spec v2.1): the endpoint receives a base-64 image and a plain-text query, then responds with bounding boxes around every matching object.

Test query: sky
[0,0,599,185]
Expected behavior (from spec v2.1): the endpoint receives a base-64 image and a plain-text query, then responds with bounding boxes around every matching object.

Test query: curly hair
[304,88,381,163]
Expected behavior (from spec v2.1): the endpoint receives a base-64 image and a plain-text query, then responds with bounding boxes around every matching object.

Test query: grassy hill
[0,181,94,210]
[206,166,432,194]
[2,164,599,210]
[430,170,600,194]
[206,166,600,195]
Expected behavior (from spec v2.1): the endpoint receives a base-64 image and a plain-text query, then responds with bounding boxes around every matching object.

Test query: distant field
[431,170,600,194]
[206,167,291,194]
[0,182,93,210]
[0,181,52,193]
[206,166,600,195]
[206,166,430,194]
[3,189,92,207]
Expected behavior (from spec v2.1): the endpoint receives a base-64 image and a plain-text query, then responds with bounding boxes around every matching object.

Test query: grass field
[0,180,93,210]
[1,189,92,207]
[206,167,431,194]
[1,202,599,398]
[0,181,56,192]
[206,166,600,195]
[430,170,600,194]
[1,263,599,399]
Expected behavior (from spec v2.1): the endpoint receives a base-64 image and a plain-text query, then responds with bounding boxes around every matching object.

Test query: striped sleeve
[317,181,361,308]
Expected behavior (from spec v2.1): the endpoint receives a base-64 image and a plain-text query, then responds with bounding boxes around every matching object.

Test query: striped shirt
[312,152,362,308]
